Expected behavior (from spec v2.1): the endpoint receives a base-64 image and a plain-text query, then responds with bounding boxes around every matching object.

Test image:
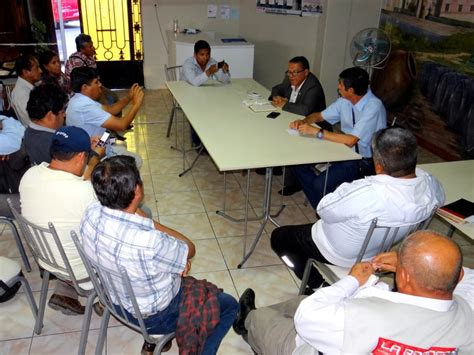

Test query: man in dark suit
[270,56,326,116]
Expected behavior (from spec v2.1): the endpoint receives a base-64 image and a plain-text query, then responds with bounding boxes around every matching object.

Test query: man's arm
[0,117,25,155]
[102,84,138,115]
[101,85,144,131]
[298,124,360,148]
[294,263,374,352]
[82,137,106,180]
[181,58,213,87]
[289,111,324,129]
[214,62,231,84]
[152,220,196,259]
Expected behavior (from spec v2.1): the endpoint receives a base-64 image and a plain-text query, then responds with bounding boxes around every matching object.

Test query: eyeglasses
[285,69,305,77]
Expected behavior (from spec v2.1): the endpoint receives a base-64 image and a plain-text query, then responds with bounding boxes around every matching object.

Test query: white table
[166,78,360,266]
[419,160,474,240]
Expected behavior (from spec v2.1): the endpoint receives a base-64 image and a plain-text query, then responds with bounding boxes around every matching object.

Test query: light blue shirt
[181,56,231,87]
[322,89,386,158]
[0,116,25,155]
[66,93,110,137]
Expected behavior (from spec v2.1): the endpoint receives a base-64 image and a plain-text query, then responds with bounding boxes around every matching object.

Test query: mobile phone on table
[97,130,111,147]
[217,60,225,69]
[267,112,280,119]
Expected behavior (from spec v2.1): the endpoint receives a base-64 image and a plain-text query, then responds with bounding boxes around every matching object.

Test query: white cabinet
[167,31,254,79]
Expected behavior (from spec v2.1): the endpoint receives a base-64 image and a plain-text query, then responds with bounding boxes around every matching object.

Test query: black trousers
[270,224,331,288]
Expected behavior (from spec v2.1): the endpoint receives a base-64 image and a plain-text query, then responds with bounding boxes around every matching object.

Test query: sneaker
[48,294,85,315]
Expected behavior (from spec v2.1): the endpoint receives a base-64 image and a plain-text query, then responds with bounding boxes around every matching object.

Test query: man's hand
[130,84,144,106]
[272,96,288,108]
[289,119,305,130]
[298,124,319,137]
[372,251,398,273]
[206,64,218,77]
[349,262,375,286]
[222,62,229,73]
[182,260,192,276]
[90,136,106,158]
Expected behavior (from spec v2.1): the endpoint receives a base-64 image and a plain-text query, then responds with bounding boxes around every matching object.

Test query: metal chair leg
[78,291,97,355]
[95,308,111,355]
[18,275,41,334]
[36,269,50,335]
[0,218,31,272]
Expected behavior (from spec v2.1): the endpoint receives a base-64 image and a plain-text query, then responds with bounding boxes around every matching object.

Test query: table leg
[238,167,282,268]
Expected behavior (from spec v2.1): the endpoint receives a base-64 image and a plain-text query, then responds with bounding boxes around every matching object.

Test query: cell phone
[97,130,111,147]
[217,61,225,69]
[267,112,280,119]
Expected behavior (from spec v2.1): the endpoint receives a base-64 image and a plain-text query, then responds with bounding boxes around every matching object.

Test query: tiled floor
[0,90,472,355]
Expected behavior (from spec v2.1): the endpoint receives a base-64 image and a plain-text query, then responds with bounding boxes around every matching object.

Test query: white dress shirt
[181,56,231,87]
[0,116,25,155]
[11,77,34,127]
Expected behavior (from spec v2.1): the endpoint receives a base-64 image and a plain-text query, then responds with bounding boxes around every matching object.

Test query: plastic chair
[164,64,182,138]
[0,215,31,272]
[0,256,39,331]
[298,209,437,294]
[7,199,96,354]
[70,230,175,355]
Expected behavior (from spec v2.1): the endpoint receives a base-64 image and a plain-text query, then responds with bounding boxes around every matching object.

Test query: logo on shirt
[372,338,457,354]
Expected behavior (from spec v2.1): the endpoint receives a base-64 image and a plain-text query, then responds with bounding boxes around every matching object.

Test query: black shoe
[141,341,155,355]
[48,294,85,316]
[233,288,256,336]
[256,167,283,176]
[278,184,302,196]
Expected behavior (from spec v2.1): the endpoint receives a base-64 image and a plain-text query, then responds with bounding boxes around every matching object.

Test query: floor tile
[156,191,205,215]
[159,213,214,241]
[191,239,227,273]
[0,338,31,354]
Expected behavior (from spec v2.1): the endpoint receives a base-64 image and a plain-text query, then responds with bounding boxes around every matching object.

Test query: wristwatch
[316,129,324,140]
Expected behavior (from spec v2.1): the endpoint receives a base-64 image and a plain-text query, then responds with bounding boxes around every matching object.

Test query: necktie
[352,108,359,154]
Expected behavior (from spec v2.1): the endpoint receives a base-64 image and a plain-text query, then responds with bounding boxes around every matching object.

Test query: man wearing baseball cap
[19,126,103,315]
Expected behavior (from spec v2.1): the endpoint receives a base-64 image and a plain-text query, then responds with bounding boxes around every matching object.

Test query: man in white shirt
[181,40,230,87]
[20,126,104,315]
[11,55,42,127]
[66,67,143,167]
[234,231,473,354]
[271,127,445,290]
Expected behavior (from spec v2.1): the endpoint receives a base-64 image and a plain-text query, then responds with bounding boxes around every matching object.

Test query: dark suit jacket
[269,72,326,116]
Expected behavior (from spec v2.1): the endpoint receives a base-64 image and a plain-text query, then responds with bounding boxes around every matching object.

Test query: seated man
[65,33,97,80]
[181,40,230,87]
[271,127,445,289]
[0,115,27,217]
[270,56,325,117]
[11,54,42,126]
[66,67,143,167]
[234,231,473,353]
[19,126,104,315]
[24,83,69,164]
[81,156,238,354]
[181,39,231,147]
[287,67,386,208]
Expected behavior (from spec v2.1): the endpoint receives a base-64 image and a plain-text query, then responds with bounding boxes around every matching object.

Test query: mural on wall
[373,0,474,159]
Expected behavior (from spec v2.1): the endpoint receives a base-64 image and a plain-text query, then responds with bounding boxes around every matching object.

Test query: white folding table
[166,78,360,266]
[419,160,474,240]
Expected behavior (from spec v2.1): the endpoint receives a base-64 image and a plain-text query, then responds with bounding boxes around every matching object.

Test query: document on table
[248,101,277,112]
[287,128,300,136]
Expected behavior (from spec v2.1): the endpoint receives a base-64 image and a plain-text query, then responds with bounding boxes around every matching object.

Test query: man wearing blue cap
[19,126,103,315]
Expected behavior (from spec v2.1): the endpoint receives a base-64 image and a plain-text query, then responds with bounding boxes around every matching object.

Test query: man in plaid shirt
[80,156,238,354]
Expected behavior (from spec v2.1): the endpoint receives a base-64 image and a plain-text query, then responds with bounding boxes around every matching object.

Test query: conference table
[166,78,360,266]
[419,160,474,240]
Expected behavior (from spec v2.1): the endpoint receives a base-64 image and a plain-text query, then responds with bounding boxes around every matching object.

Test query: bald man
[234,231,473,354]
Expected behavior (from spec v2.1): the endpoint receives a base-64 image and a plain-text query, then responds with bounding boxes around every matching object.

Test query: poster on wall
[255,0,323,16]
[373,0,474,159]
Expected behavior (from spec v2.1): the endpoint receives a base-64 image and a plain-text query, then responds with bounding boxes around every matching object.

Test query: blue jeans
[118,288,238,355]
[292,160,361,209]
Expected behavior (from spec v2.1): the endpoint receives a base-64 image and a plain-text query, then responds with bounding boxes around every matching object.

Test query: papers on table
[287,128,299,136]
[249,102,277,112]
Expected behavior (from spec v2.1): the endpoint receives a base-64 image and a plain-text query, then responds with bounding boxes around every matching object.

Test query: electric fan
[350,28,391,70]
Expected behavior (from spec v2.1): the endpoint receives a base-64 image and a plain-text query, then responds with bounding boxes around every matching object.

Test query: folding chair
[8,199,96,354]
[0,256,39,330]
[70,231,175,355]
[164,64,182,138]
[0,215,31,272]
[298,209,437,295]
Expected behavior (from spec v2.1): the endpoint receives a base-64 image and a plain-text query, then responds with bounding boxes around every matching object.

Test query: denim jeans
[292,160,361,209]
[117,288,238,355]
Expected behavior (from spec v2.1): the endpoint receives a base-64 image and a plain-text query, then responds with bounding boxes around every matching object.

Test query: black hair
[15,54,37,77]
[70,67,99,93]
[27,83,68,120]
[38,50,59,74]
[339,67,369,96]
[289,56,310,71]
[372,127,417,177]
[91,156,143,210]
[75,33,93,52]
[194,40,211,54]
[49,150,80,162]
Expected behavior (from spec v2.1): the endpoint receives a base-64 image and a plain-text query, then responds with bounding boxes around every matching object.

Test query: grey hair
[75,33,93,52]
[371,127,417,177]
